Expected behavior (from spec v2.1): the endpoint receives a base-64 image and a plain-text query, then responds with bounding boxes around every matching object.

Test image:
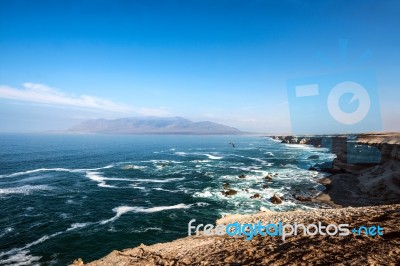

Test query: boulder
[250,193,262,199]
[270,194,282,204]
[221,189,237,196]
[294,194,312,202]
[264,174,273,181]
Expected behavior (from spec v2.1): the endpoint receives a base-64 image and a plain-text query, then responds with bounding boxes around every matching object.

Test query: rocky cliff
[271,133,400,206]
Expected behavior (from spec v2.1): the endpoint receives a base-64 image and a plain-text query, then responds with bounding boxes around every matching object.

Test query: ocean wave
[121,164,147,170]
[0,168,72,178]
[133,177,185,183]
[0,185,52,196]
[0,164,117,179]
[67,222,91,231]
[100,203,202,224]
[152,187,179,193]
[0,249,41,266]
[0,231,63,266]
[203,154,223,160]
[85,172,118,188]
[193,190,213,198]
[130,227,163,233]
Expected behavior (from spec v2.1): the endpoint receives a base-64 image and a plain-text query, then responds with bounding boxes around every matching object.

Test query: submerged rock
[262,184,269,189]
[294,194,312,202]
[270,194,282,204]
[223,183,230,189]
[264,174,273,181]
[308,155,320,160]
[221,189,237,196]
[238,174,246,179]
[250,193,262,199]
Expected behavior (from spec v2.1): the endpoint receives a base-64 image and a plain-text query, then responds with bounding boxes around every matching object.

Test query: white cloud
[0,83,171,117]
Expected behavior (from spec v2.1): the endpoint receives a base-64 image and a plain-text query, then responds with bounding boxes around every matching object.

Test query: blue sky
[0,0,399,133]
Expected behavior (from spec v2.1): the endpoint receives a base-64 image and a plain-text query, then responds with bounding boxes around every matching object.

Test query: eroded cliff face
[356,134,400,161]
[271,134,400,168]
[271,134,400,206]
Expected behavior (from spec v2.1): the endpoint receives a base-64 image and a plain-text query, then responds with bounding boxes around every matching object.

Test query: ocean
[0,134,334,265]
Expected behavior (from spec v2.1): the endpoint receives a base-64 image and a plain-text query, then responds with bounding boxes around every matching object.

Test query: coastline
[73,133,400,265]
[271,133,400,207]
[73,204,400,265]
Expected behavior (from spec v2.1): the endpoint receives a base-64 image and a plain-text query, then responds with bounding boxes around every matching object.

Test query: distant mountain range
[68,117,243,134]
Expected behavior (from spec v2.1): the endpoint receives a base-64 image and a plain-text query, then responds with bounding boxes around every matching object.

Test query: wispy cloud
[0,83,172,117]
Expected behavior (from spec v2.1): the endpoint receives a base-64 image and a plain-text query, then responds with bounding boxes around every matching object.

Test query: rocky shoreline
[72,133,400,265]
[73,204,400,266]
[272,133,400,207]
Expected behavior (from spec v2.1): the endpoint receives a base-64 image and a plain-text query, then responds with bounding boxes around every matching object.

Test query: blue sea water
[0,134,334,265]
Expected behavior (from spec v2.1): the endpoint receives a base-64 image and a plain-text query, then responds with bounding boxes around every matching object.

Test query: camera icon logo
[327,81,370,125]
[287,71,381,135]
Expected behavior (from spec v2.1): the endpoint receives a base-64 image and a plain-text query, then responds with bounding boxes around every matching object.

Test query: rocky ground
[72,204,400,266]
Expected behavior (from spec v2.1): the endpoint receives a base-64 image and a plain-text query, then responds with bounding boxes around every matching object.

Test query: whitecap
[0,163,118,179]
[85,172,117,188]
[67,223,90,231]
[203,154,223,160]
[130,227,163,233]
[100,203,193,224]
[152,188,179,193]
[193,190,213,198]
[0,249,41,266]
[0,231,63,266]
[0,168,72,178]
[0,185,52,196]
[133,177,185,183]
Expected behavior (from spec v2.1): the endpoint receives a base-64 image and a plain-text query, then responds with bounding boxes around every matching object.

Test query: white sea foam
[100,203,197,224]
[0,185,52,195]
[174,152,187,156]
[152,188,179,193]
[203,154,223,160]
[0,249,41,266]
[130,184,148,190]
[67,223,90,231]
[0,231,63,266]
[193,190,213,198]
[0,168,72,178]
[85,172,117,188]
[121,165,146,170]
[131,227,163,233]
[0,163,118,179]
[133,177,185,183]
[195,202,210,207]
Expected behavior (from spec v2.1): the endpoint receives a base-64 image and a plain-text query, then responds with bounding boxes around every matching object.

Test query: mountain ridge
[68,116,244,135]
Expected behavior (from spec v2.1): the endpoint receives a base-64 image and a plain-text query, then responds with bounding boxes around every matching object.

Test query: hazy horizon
[1,1,399,134]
